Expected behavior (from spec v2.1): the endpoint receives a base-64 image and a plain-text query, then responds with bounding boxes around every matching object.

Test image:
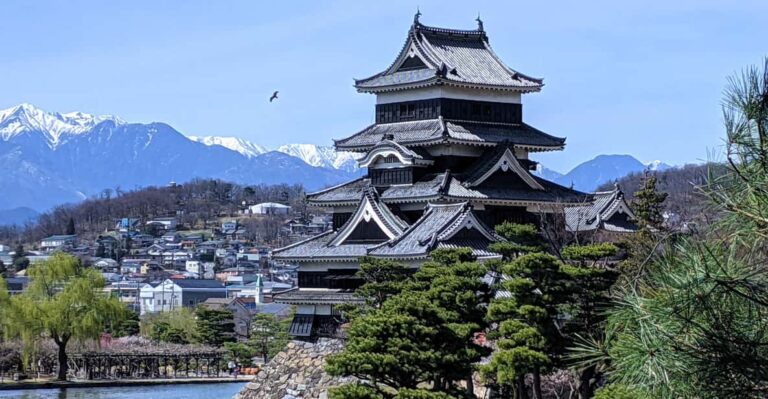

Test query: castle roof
[272,201,502,262]
[334,118,564,152]
[354,20,543,93]
[564,185,637,233]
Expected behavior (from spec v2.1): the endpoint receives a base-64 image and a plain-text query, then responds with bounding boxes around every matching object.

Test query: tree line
[0,179,307,245]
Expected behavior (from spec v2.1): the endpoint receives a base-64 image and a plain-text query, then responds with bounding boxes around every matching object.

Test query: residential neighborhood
[0,199,321,342]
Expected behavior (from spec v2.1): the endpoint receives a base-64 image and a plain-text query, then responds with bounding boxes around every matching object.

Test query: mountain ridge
[0,103,679,223]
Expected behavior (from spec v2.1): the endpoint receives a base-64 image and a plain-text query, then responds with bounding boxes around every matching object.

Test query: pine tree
[631,172,667,229]
[483,252,572,399]
[65,217,76,235]
[327,248,489,398]
[194,306,236,347]
[249,313,290,362]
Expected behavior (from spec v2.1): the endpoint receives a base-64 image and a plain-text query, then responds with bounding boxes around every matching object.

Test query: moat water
[0,382,246,399]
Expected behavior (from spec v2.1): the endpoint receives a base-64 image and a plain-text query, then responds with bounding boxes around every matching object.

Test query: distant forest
[0,179,307,246]
[597,162,728,225]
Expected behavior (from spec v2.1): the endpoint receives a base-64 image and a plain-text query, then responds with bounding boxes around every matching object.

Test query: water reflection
[0,382,246,399]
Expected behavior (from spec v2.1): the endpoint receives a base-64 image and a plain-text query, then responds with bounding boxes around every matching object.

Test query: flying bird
[269,91,279,102]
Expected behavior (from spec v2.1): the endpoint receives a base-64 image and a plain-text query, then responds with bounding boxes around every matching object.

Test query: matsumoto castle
[273,14,636,337]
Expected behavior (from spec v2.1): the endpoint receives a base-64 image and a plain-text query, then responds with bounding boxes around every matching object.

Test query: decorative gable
[465,147,544,190]
[330,187,409,246]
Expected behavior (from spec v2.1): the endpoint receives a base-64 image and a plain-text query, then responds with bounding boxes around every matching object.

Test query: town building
[247,202,291,215]
[139,278,226,315]
[272,15,636,337]
[40,234,77,252]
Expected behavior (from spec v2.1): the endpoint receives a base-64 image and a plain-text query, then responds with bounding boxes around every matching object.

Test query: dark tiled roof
[172,279,225,289]
[564,186,637,232]
[308,170,587,206]
[272,230,370,261]
[308,177,370,204]
[355,22,542,93]
[275,289,364,305]
[334,119,564,152]
[369,202,501,258]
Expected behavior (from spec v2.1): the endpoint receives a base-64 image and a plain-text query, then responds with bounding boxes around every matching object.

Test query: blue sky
[1,1,766,173]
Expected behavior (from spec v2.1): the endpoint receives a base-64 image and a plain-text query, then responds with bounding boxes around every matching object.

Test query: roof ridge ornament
[414,7,422,25]
[476,13,484,31]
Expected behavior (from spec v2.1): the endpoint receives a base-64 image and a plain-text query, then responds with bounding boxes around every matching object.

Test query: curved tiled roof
[355,22,543,93]
[334,119,565,152]
[564,185,637,232]
[369,202,501,258]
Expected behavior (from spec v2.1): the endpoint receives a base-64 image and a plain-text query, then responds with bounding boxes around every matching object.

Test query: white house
[139,279,226,315]
[247,202,291,215]
[185,260,202,275]
[40,235,77,252]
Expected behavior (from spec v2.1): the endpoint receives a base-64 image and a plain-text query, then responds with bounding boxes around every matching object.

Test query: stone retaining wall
[234,338,354,399]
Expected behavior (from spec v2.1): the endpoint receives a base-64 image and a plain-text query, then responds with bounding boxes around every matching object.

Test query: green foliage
[355,257,411,309]
[151,321,190,344]
[194,306,235,346]
[224,341,256,367]
[110,310,140,337]
[0,259,6,278]
[490,222,542,259]
[0,253,127,380]
[631,172,668,229]
[249,313,291,362]
[140,308,197,344]
[65,217,75,235]
[596,59,768,398]
[329,384,387,399]
[561,243,618,262]
[327,248,489,396]
[593,384,647,399]
[12,257,29,272]
[484,252,572,395]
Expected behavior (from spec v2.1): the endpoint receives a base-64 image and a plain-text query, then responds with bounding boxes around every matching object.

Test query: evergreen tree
[589,58,768,398]
[0,253,126,380]
[65,217,76,235]
[483,252,572,399]
[489,222,543,259]
[631,172,667,229]
[354,256,411,309]
[560,243,620,398]
[328,248,489,398]
[111,310,140,337]
[0,259,6,278]
[95,241,106,258]
[194,306,235,346]
[249,313,290,362]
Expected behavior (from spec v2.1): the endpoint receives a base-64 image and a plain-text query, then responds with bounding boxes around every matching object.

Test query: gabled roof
[463,143,543,190]
[356,139,433,168]
[354,19,543,93]
[334,118,565,152]
[308,169,588,207]
[565,185,637,233]
[171,279,225,289]
[369,202,502,259]
[329,186,409,246]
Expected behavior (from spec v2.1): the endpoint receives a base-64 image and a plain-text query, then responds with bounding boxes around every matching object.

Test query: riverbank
[0,377,244,391]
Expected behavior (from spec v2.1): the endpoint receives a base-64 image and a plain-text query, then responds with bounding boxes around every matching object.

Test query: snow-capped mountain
[0,103,124,147]
[189,135,268,158]
[536,155,676,192]
[0,104,357,213]
[277,144,361,173]
[646,160,672,171]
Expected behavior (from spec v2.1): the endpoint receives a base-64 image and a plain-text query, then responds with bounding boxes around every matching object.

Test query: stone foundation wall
[234,338,355,399]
